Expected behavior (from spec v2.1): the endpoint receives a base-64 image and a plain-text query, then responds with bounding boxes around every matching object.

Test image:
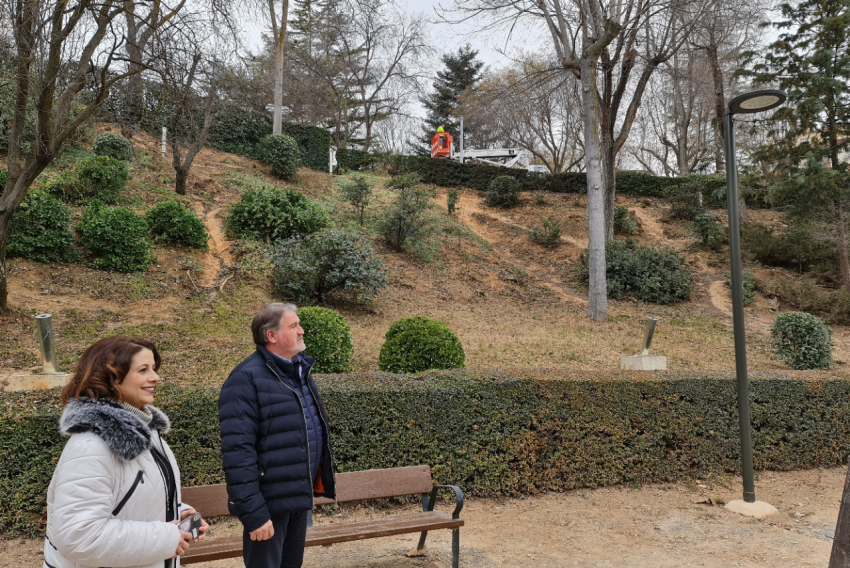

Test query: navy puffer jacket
[218,345,336,532]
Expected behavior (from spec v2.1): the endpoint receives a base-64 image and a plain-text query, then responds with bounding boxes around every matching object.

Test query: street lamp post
[723,89,785,514]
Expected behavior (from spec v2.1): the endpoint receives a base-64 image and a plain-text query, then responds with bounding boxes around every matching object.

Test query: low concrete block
[724,499,778,520]
[2,373,71,393]
[620,355,667,371]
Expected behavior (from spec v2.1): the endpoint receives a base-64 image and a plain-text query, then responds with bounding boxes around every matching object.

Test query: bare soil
[2,466,844,567]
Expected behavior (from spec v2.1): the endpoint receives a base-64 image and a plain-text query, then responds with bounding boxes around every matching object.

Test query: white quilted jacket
[43,398,191,568]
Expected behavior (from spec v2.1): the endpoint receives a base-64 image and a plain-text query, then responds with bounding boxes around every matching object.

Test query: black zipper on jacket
[112,470,144,516]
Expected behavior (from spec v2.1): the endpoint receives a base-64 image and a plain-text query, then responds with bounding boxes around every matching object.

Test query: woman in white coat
[43,336,208,568]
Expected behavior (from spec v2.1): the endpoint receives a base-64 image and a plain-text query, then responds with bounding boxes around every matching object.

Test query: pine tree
[418,45,484,154]
[751,0,850,290]
[752,0,850,169]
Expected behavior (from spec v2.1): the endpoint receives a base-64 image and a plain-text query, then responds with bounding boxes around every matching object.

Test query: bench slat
[182,466,434,517]
[334,465,433,503]
[182,484,230,518]
[181,512,464,564]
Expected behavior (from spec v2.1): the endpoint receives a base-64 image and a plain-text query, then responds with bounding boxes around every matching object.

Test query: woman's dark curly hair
[60,336,161,405]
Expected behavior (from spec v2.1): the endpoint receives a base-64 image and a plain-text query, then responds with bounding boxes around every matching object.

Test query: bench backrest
[182,465,433,518]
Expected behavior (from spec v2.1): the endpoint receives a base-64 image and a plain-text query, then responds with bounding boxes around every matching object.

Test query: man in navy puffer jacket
[219,303,336,568]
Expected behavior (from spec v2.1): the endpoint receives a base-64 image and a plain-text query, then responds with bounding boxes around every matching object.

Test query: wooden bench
[181,465,464,567]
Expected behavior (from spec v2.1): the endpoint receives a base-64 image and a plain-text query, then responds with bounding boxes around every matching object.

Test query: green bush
[146,201,209,248]
[339,176,373,225]
[693,213,724,251]
[0,168,7,188]
[5,371,850,537]
[336,149,378,172]
[77,203,154,272]
[614,206,639,235]
[207,106,273,159]
[227,188,329,241]
[282,122,333,172]
[92,133,133,161]
[447,187,461,214]
[667,178,704,220]
[378,174,435,251]
[529,216,564,247]
[7,191,75,262]
[271,229,388,303]
[41,170,80,202]
[261,134,301,179]
[742,271,757,307]
[771,311,833,370]
[297,307,354,373]
[741,221,838,282]
[762,277,850,324]
[74,156,130,203]
[485,175,521,207]
[378,317,465,373]
[576,239,692,304]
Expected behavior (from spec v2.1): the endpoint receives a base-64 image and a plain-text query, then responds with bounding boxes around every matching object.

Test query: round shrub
[7,190,75,262]
[378,316,465,373]
[297,307,354,373]
[771,311,833,370]
[271,229,388,303]
[77,203,154,272]
[146,201,209,248]
[93,133,133,161]
[227,187,329,241]
[75,156,129,203]
[261,134,301,178]
[485,175,521,208]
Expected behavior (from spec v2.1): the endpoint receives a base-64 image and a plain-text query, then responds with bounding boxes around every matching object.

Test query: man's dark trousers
[242,511,310,568]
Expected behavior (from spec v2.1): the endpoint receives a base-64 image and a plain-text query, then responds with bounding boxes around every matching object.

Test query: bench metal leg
[416,530,429,551]
[452,528,460,568]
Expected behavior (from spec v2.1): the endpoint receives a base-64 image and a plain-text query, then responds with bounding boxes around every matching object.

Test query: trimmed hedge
[281,123,332,172]
[336,149,379,172]
[378,317,465,373]
[4,371,850,537]
[297,307,354,373]
[394,156,747,201]
[7,190,76,263]
[146,201,209,249]
[206,108,331,172]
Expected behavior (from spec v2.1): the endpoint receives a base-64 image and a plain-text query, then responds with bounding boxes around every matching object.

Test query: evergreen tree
[418,45,485,154]
[751,0,850,290]
[752,0,850,169]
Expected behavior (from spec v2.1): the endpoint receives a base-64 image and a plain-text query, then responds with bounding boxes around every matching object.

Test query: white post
[460,117,464,163]
[161,127,167,154]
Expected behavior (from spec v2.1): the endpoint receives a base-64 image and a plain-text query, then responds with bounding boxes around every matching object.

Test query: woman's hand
[169,520,193,558]
[179,508,209,542]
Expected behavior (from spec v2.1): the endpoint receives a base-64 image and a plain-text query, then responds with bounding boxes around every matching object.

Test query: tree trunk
[0,210,11,311]
[835,199,850,292]
[175,168,188,195]
[273,41,284,136]
[830,462,850,567]
[706,44,726,174]
[581,57,608,322]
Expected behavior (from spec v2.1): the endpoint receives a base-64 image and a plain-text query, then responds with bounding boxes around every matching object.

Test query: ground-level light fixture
[723,88,786,518]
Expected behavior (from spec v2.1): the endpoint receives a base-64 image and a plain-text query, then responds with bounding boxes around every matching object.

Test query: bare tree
[462,56,584,173]
[151,24,227,195]
[340,0,429,151]
[0,0,173,310]
[451,0,715,320]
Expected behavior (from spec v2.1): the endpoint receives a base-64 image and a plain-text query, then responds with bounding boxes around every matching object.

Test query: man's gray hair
[252,303,297,345]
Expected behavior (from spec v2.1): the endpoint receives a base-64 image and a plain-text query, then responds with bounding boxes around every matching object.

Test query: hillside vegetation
[2,126,850,388]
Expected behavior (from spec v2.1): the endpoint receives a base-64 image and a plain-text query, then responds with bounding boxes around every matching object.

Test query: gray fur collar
[60,397,171,461]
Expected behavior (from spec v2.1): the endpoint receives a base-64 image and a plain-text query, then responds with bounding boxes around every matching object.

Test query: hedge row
[206,107,332,172]
[394,156,739,201]
[3,370,849,536]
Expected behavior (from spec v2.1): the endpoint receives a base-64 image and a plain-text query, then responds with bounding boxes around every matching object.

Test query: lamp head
[728,89,786,115]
